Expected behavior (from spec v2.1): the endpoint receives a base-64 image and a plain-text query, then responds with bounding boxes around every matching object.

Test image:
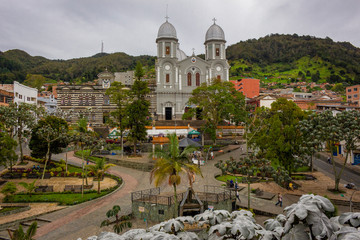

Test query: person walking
[275,193,283,207]
[236,190,241,203]
[327,157,331,164]
[210,151,214,160]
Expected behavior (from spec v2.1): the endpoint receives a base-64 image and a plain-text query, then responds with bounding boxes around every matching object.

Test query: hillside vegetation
[1,34,360,86]
[227,34,360,84]
[0,50,156,84]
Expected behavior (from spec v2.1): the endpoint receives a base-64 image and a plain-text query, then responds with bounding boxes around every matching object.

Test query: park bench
[73,185,83,193]
[64,185,73,192]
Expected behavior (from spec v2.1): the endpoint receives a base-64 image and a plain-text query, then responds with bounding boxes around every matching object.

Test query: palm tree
[19,180,37,197]
[150,133,202,218]
[8,221,37,240]
[87,158,115,194]
[100,205,132,234]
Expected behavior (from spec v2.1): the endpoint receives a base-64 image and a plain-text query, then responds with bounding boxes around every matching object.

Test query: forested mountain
[0,49,156,84]
[1,34,360,85]
[227,34,360,84]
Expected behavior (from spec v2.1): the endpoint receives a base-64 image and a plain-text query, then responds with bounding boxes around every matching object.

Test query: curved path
[35,152,153,240]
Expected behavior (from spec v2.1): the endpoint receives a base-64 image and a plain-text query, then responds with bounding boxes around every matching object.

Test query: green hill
[227,34,360,84]
[1,34,360,86]
[0,50,156,84]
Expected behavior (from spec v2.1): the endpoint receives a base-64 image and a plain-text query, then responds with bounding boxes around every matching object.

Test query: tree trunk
[134,140,137,155]
[98,174,101,194]
[247,177,251,209]
[81,146,84,197]
[18,130,23,163]
[173,183,178,218]
[42,141,51,180]
[334,150,349,191]
[310,153,314,172]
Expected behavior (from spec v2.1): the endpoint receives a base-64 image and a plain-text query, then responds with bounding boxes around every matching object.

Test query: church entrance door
[165,107,172,120]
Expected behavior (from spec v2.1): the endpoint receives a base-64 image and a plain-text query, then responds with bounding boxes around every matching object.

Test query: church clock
[103,79,110,88]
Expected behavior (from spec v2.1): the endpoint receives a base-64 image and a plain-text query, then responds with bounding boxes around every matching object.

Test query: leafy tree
[8,221,37,240]
[105,81,130,158]
[134,61,144,80]
[184,78,246,144]
[100,205,132,234]
[0,123,17,173]
[29,115,69,160]
[127,77,150,154]
[33,116,69,180]
[18,180,37,197]
[72,117,98,195]
[249,98,307,174]
[23,74,46,91]
[150,133,202,218]
[216,155,275,209]
[0,102,40,163]
[298,113,325,172]
[316,110,360,191]
[331,83,345,93]
[1,182,17,197]
[87,158,115,194]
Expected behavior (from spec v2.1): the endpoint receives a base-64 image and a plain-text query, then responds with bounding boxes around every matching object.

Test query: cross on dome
[212,18,217,24]
[165,15,169,22]
[192,48,195,55]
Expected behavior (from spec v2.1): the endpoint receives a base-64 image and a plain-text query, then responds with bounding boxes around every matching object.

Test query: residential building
[0,81,37,105]
[114,71,134,86]
[0,86,14,106]
[37,94,57,114]
[230,78,260,98]
[346,85,360,106]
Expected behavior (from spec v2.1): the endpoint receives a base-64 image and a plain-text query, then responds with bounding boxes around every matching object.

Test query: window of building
[196,73,200,86]
[85,96,89,105]
[92,96,96,106]
[355,88,358,91]
[61,97,65,105]
[79,96,83,105]
[15,92,18,97]
[19,94,22,99]
[355,101,358,105]
[166,74,170,83]
[103,95,110,105]
[348,89,352,92]
[166,46,170,55]
[67,96,71,105]
[27,97,30,101]
[158,210,164,215]
[187,73,192,86]
[103,112,109,124]
[216,48,220,56]
[354,94,358,98]
[348,96,352,99]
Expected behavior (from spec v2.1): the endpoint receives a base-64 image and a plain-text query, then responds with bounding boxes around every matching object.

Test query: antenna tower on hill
[101,41,104,53]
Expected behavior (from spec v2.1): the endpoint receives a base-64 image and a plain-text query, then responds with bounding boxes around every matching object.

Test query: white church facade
[155,18,229,120]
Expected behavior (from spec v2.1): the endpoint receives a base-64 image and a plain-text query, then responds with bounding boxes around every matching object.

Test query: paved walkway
[26,146,292,239]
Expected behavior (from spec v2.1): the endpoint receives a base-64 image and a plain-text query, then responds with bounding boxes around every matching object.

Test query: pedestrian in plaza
[236,190,241,202]
[275,193,283,207]
[327,157,331,164]
[210,151,214,160]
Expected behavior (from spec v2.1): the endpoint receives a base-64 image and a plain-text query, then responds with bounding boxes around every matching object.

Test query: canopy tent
[178,138,202,148]
[188,130,201,135]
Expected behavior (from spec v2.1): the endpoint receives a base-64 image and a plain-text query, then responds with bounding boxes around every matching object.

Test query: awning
[188,130,201,135]
[178,138,202,148]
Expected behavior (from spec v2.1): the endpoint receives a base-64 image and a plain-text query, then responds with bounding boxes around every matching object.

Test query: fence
[197,185,234,203]
[131,188,185,206]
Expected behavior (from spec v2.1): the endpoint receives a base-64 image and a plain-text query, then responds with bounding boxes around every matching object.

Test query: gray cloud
[0,0,359,60]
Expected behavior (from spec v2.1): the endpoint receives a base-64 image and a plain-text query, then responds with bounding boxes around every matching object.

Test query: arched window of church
[196,73,200,86]
[166,74,170,83]
[166,46,170,55]
[216,48,220,56]
[79,96,83,106]
[91,96,96,106]
[187,73,192,86]
[217,75,221,80]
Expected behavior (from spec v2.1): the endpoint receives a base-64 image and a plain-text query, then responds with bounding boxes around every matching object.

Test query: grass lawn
[294,166,311,172]
[5,191,110,205]
[0,206,22,214]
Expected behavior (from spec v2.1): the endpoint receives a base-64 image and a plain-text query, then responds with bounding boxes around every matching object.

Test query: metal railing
[131,188,185,206]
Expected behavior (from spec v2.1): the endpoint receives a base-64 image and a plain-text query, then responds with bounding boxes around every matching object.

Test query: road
[313,157,360,187]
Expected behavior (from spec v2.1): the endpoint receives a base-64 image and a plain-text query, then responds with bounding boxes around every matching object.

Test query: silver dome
[176,46,187,61]
[205,23,225,42]
[157,21,177,40]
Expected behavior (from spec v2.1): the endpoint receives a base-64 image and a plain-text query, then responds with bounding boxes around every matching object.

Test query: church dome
[157,21,177,40]
[205,23,225,43]
[176,46,187,61]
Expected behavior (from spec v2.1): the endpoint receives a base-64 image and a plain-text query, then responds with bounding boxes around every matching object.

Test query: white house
[13,81,38,105]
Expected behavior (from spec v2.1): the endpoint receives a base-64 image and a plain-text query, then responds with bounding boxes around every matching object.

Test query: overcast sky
[1,0,359,60]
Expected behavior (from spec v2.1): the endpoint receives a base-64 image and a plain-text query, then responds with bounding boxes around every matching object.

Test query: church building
[155,18,229,120]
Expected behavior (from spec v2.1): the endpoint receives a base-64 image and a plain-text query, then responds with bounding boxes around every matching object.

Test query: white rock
[97,232,125,240]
